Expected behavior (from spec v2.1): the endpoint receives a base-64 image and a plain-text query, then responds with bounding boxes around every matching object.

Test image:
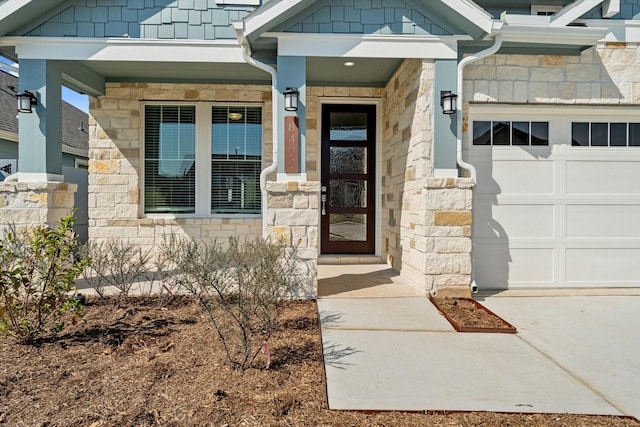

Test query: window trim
[468,104,640,150]
[141,101,264,219]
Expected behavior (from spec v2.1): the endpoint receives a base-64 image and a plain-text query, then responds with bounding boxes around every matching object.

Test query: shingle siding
[282,0,451,36]
[25,0,258,40]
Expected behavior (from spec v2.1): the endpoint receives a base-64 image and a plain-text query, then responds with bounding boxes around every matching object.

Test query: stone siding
[88,82,272,248]
[380,59,439,291]
[464,43,640,106]
[423,178,473,297]
[0,181,77,234]
[266,181,320,297]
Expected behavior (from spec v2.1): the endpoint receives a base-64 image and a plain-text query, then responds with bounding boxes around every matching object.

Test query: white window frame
[74,158,89,169]
[468,104,640,148]
[531,5,562,15]
[142,101,264,219]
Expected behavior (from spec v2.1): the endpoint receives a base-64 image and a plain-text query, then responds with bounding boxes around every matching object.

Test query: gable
[279,0,453,36]
[22,0,259,40]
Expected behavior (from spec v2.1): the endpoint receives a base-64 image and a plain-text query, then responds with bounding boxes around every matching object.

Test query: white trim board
[267,33,468,59]
[1,37,245,63]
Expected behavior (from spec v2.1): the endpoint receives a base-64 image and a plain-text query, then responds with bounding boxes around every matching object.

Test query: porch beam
[269,33,467,59]
[59,61,105,97]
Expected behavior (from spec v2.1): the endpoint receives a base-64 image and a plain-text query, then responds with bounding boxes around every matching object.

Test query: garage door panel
[509,249,554,283]
[475,204,554,238]
[567,205,640,238]
[566,249,640,282]
[567,161,640,194]
[476,160,554,195]
[475,246,554,287]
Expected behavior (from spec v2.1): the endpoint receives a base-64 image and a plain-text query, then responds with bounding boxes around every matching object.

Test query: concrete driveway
[317,264,640,418]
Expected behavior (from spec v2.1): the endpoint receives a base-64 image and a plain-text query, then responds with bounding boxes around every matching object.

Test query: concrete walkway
[317,264,640,418]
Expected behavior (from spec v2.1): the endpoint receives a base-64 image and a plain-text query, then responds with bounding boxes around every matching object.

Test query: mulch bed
[430,296,517,333]
[0,296,637,426]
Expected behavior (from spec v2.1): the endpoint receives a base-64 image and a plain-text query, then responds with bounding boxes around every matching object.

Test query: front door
[321,104,376,254]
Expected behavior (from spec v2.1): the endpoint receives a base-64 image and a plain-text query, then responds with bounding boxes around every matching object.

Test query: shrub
[0,216,90,344]
[80,240,152,302]
[162,235,302,371]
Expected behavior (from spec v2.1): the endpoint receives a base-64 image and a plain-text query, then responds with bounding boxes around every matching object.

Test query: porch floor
[316,264,638,417]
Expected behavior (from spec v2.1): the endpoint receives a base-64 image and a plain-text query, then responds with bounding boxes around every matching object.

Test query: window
[473,121,549,146]
[572,122,640,147]
[144,104,262,215]
[75,158,89,169]
[211,106,262,214]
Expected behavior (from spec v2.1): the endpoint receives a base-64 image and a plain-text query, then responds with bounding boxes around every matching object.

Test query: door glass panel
[330,147,367,174]
[330,180,367,208]
[329,214,366,241]
[330,112,367,141]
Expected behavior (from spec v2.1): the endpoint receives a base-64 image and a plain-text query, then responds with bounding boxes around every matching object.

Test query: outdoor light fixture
[440,90,458,115]
[17,90,37,113]
[284,87,299,112]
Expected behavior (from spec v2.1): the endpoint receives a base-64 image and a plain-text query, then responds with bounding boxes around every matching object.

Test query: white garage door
[467,107,640,289]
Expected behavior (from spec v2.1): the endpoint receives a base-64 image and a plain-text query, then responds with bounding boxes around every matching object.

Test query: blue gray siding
[282,0,451,36]
[26,0,258,39]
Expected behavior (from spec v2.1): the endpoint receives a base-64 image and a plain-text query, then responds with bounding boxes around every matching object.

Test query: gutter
[455,34,502,294]
[455,34,503,183]
[234,22,278,239]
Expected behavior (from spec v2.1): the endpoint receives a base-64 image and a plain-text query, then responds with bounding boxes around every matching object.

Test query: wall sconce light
[440,90,457,115]
[17,90,38,113]
[284,87,299,112]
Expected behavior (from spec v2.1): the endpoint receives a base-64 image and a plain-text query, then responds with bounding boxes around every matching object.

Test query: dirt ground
[0,297,637,427]
[431,296,515,330]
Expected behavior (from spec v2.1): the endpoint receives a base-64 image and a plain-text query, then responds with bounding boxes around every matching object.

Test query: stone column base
[424,177,474,297]
[0,181,77,234]
[266,181,320,298]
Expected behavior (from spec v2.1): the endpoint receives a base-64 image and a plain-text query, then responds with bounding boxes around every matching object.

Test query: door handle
[321,186,327,216]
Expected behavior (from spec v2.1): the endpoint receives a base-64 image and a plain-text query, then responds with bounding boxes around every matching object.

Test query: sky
[0,55,89,113]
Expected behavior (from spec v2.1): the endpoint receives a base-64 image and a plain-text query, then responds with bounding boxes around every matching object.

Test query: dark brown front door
[321,104,376,254]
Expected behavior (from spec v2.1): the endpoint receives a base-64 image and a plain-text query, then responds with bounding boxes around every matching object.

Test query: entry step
[318,255,384,265]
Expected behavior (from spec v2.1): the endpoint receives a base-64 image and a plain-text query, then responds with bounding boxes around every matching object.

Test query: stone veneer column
[424,178,474,297]
[266,181,319,298]
[0,181,77,233]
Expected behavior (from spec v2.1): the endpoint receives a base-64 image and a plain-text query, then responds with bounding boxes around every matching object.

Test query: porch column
[276,55,306,180]
[17,59,64,181]
[433,59,458,177]
[269,56,317,296]
[0,59,76,234]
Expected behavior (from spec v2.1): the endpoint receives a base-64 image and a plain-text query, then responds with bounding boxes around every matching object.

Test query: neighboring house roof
[0,69,88,154]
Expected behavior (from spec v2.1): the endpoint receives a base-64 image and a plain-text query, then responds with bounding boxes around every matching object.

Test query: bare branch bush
[80,240,152,302]
[161,234,302,371]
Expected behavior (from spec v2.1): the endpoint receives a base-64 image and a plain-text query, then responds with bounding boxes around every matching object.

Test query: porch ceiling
[72,56,400,88]
[78,60,272,85]
[306,57,401,87]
